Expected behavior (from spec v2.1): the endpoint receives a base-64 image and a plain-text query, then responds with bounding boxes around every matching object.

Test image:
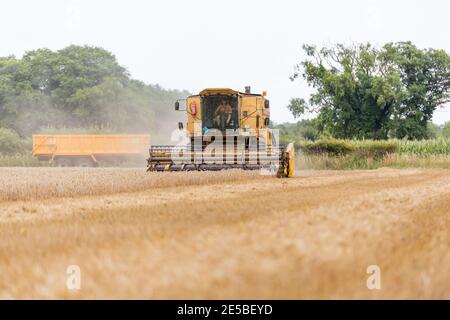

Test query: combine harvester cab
[147,87,295,178]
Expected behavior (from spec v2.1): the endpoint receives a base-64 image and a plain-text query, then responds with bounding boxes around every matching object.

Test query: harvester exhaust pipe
[245,86,251,94]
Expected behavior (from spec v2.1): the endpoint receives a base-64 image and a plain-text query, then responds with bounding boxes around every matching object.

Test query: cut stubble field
[0,167,449,299]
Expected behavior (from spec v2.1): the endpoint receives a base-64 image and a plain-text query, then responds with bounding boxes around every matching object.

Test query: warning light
[190,102,197,115]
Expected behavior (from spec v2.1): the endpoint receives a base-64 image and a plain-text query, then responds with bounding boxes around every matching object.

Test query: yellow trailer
[32,134,151,167]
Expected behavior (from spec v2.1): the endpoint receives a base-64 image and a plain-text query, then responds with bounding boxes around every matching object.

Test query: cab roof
[198,88,262,96]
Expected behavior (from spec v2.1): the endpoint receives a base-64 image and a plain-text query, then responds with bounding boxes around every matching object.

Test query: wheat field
[0,168,449,299]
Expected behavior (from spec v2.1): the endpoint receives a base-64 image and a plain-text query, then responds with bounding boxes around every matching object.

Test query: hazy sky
[1,0,450,124]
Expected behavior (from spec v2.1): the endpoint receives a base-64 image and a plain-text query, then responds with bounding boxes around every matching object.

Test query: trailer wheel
[74,157,95,167]
[55,157,73,167]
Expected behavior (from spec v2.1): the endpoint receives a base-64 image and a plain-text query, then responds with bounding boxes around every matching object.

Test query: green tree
[0,128,29,154]
[383,42,450,139]
[290,44,404,139]
[0,45,189,140]
[426,122,441,139]
[287,98,307,119]
[289,42,450,140]
[442,121,450,138]
[274,119,319,142]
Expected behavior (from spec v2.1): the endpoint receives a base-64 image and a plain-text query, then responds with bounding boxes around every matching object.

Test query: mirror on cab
[264,100,270,109]
[175,99,187,111]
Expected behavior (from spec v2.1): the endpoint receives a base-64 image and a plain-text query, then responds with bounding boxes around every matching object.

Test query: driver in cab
[215,100,232,128]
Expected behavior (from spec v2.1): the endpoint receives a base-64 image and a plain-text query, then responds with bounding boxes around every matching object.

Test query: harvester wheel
[146,163,156,172]
[286,143,295,177]
[55,157,73,167]
[277,143,295,178]
[75,157,95,167]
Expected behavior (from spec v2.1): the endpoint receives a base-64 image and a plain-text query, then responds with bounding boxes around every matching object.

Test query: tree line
[0,45,188,141]
[287,42,450,140]
[275,119,450,143]
[2,42,450,155]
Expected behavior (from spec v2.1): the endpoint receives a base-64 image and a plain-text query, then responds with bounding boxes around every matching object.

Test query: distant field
[0,168,449,299]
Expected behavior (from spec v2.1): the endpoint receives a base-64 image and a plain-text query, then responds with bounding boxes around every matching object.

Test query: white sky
[1,0,450,124]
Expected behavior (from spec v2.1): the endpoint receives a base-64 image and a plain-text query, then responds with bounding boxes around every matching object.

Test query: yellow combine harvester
[147,87,295,177]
